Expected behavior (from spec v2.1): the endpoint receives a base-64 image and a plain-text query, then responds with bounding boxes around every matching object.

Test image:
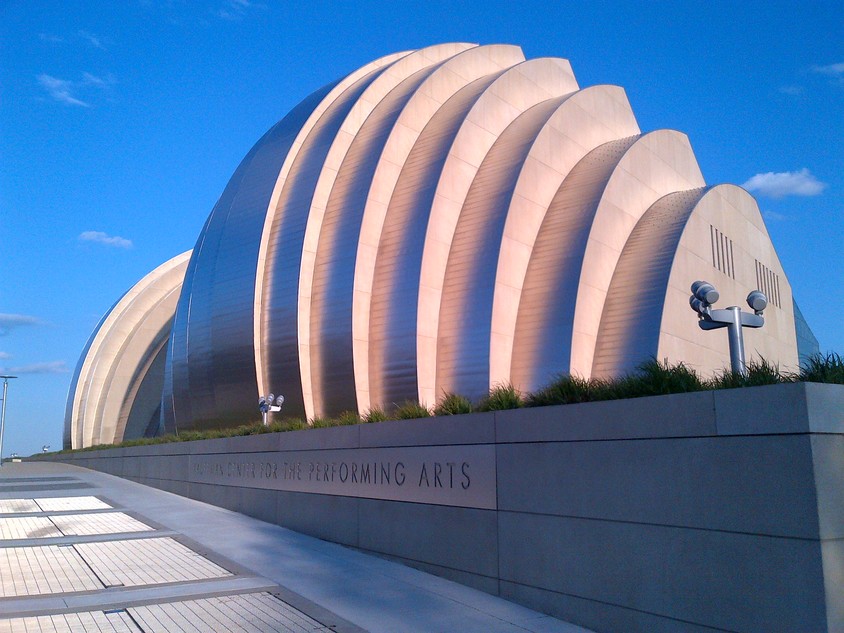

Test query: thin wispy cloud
[811,62,844,76]
[778,85,804,96]
[0,352,11,360]
[79,231,133,249]
[743,169,827,199]
[38,74,89,107]
[1,361,69,375]
[811,62,844,87]
[215,0,264,20]
[78,30,107,50]
[37,72,115,107]
[0,314,42,336]
[38,33,64,43]
[762,210,787,222]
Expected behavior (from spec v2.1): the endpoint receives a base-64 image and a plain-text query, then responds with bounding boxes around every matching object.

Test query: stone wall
[42,383,844,633]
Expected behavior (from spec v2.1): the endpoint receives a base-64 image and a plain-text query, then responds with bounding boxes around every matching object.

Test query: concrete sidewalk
[0,462,592,633]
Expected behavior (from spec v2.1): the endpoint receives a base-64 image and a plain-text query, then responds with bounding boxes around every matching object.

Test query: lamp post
[258,393,284,427]
[689,281,767,377]
[0,375,17,467]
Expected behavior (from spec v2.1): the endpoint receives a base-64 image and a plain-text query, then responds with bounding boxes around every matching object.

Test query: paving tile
[0,516,62,540]
[129,593,330,633]
[0,609,140,633]
[0,544,103,596]
[35,497,112,512]
[51,512,153,536]
[0,499,40,514]
[74,538,232,588]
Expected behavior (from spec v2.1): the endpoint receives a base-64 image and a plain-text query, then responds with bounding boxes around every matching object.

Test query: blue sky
[1,1,841,456]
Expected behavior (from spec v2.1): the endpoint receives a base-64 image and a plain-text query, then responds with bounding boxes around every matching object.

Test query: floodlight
[690,280,719,305]
[268,393,275,404]
[276,395,284,406]
[689,295,708,315]
[746,290,767,313]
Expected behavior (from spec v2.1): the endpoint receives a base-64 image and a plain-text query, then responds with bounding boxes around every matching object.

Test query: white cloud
[762,210,787,222]
[0,314,42,336]
[81,72,107,86]
[2,361,69,375]
[78,30,106,50]
[778,85,804,96]
[0,352,11,360]
[79,231,133,249]
[215,0,263,20]
[39,33,64,43]
[37,74,89,107]
[811,62,844,87]
[742,169,827,199]
[811,62,844,76]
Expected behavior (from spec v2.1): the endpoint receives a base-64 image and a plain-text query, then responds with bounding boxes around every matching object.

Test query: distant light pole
[689,281,767,376]
[0,375,18,467]
[258,393,284,427]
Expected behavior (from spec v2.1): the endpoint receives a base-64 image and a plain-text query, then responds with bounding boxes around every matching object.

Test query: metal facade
[65,43,799,446]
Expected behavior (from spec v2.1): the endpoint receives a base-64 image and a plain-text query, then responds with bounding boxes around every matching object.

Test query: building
[65,43,801,449]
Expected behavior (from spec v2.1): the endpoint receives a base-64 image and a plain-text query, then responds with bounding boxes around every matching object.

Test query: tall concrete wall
[42,383,844,633]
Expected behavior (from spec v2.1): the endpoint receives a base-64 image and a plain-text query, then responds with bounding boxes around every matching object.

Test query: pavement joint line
[0,529,178,548]
[0,507,122,519]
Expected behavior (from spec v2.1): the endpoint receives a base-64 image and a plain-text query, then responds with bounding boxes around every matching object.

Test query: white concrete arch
[365,71,512,411]
[297,43,475,419]
[512,131,704,389]
[570,129,705,376]
[488,85,640,389]
[254,49,409,417]
[591,188,709,377]
[436,96,571,399]
[416,57,579,406]
[351,44,525,413]
[309,59,458,416]
[68,251,190,448]
[510,136,641,390]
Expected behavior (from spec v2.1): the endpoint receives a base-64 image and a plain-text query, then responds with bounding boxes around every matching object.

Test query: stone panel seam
[500,579,740,633]
[496,509,821,541]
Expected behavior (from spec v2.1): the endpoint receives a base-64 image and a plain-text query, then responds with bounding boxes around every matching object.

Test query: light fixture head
[690,280,719,306]
[747,290,768,313]
[689,295,708,314]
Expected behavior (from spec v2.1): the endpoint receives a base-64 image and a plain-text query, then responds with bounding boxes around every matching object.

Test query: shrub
[477,383,523,411]
[434,392,473,415]
[362,407,387,423]
[337,410,363,425]
[526,374,593,407]
[394,400,431,419]
[614,358,706,398]
[269,418,308,432]
[708,358,784,389]
[799,352,844,384]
